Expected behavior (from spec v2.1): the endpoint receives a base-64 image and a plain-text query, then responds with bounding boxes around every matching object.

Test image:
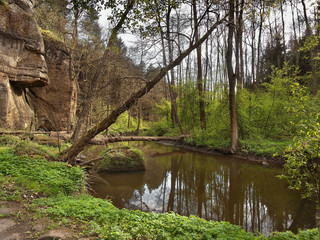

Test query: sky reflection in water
[90,142,316,235]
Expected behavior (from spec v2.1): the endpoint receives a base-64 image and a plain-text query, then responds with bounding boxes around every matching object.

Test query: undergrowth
[0,136,85,197]
[0,134,319,239]
[33,194,256,240]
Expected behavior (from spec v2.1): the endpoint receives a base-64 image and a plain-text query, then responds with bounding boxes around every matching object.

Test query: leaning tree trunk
[61,15,227,164]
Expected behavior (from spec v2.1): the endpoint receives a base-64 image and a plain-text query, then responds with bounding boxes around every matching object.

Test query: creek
[89,142,316,235]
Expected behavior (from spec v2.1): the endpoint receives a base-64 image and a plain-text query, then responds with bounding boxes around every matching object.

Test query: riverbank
[0,134,319,239]
[158,139,286,166]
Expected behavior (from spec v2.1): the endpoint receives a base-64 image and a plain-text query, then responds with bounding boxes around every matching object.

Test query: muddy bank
[158,140,285,167]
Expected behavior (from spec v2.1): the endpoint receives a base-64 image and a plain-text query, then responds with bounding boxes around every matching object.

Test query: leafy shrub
[109,111,140,134]
[268,228,320,240]
[279,82,320,202]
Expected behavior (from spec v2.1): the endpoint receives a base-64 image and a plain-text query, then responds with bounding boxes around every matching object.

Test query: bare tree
[71,0,135,141]
[61,14,227,164]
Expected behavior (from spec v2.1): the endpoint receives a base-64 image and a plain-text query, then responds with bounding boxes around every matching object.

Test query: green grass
[0,148,85,196]
[240,138,292,156]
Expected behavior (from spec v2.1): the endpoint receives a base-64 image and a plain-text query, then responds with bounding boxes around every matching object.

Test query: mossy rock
[33,134,65,147]
[95,146,145,173]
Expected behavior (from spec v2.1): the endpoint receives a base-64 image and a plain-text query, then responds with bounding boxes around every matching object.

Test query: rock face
[0,0,48,129]
[0,0,76,130]
[29,37,77,131]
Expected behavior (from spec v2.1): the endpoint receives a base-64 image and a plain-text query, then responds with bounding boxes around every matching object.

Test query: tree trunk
[61,15,227,164]
[158,4,184,134]
[193,0,206,130]
[71,0,135,141]
[280,1,287,63]
[165,6,183,132]
[302,0,317,96]
[236,0,244,87]
[226,0,239,153]
[251,5,256,84]
[136,100,141,134]
[290,0,300,67]
[256,3,264,84]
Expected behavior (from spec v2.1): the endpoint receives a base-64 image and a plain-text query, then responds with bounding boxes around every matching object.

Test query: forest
[1,0,320,239]
[35,0,320,202]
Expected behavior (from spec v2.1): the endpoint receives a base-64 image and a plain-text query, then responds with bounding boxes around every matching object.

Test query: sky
[98,9,138,47]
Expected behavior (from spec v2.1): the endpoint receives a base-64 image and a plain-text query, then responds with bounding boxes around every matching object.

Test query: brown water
[89,142,316,235]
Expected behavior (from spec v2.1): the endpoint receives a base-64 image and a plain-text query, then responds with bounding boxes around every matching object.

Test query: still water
[89,142,316,235]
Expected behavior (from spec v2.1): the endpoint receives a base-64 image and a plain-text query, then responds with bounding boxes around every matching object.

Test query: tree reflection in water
[90,142,316,235]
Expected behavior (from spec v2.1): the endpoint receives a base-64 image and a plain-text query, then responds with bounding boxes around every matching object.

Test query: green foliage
[0,135,70,159]
[146,120,170,136]
[0,174,23,201]
[32,194,256,240]
[279,82,320,202]
[144,99,182,136]
[268,228,320,240]
[299,34,320,60]
[184,130,230,150]
[109,111,140,134]
[0,135,21,146]
[238,64,299,140]
[0,148,85,196]
[32,193,320,239]
[241,139,292,157]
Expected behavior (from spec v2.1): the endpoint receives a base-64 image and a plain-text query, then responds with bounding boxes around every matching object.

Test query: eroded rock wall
[0,0,77,131]
[29,37,77,131]
[0,0,48,129]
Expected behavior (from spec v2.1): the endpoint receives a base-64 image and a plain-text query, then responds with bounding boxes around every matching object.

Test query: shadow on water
[88,142,316,235]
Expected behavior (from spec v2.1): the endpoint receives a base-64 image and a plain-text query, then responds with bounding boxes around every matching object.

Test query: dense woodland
[32,0,320,203]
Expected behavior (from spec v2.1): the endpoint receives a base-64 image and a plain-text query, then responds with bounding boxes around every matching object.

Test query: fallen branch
[89,135,187,145]
[0,131,48,135]
[79,156,105,167]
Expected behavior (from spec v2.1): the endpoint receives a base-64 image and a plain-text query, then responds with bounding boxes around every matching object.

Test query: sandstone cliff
[29,37,77,131]
[0,0,76,131]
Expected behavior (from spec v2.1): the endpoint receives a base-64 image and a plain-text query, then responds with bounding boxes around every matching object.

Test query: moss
[33,134,65,148]
[96,146,145,172]
[39,27,63,43]
[0,0,8,6]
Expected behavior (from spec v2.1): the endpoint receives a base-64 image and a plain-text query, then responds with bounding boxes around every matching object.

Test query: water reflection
[90,142,316,235]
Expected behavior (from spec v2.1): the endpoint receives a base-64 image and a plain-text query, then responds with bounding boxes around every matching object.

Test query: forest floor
[0,200,91,240]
